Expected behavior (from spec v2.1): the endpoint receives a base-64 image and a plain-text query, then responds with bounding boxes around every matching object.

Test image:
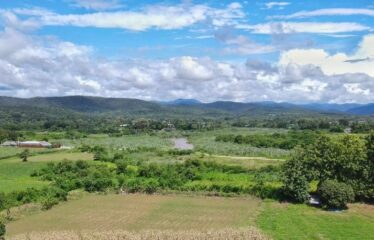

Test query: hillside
[0,96,327,118]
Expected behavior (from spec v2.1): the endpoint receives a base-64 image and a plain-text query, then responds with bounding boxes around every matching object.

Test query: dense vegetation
[283,132,374,207]
[216,130,319,150]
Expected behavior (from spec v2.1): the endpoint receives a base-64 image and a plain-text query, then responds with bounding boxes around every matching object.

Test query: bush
[318,180,355,209]
[41,196,60,210]
[0,222,5,239]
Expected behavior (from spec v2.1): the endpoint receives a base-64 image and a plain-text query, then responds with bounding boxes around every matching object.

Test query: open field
[203,154,284,169]
[0,151,93,193]
[187,128,291,159]
[6,193,374,240]
[58,134,173,150]
[5,194,262,237]
[0,148,56,160]
[257,201,374,240]
[8,228,268,240]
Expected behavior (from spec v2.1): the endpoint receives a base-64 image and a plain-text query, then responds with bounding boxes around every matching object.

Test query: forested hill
[0,96,330,118]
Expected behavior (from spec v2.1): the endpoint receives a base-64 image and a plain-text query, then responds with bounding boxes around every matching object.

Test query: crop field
[201,154,284,169]
[189,134,291,159]
[58,134,173,150]
[7,193,373,240]
[257,201,374,240]
[6,194,262,237]
[0,151,93,193]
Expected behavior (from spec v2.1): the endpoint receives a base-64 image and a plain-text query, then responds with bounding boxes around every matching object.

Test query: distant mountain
[164,99,202,106]
[299,103,363,113]
[346,104,374,115]
[1,96,373,119]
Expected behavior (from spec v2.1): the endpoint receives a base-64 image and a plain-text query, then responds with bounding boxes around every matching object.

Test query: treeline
[216,131,319,150]
[283,132,374,208]
[232,118,374,133]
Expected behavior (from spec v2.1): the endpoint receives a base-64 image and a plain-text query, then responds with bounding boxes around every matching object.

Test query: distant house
[18,141,52,148]
[344,127,352,134]
[1,141,52,148]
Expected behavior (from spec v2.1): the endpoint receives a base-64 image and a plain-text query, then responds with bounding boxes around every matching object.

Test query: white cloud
[264,2,290,10]
[10,3,245,31]
[275,8,374,19]
[1,28,374,103]
[238,22,370,34]
[220,35,276,55]
[68,0,123,11]
[279,34,374,77]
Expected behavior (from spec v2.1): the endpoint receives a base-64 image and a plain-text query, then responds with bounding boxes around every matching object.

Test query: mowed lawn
[257,201,374,240]
[6,194,261,236]
[0,151,93,193]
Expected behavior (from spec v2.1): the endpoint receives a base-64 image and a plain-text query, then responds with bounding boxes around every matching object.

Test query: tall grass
[9,228,269,240]
[189,135,290,159]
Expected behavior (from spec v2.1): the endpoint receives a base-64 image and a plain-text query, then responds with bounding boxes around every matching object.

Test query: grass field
[58,134,173,150]
[0,148,56,160]
[0,151,93,193]
[202,154,284,169]
[6,194,262,237]
[257,201,374,240]
[187,128,291,159]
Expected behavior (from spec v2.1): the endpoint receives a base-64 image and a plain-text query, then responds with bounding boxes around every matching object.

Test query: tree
[282,156,310,203]
[20,149,30,162]
[318,180,354,209]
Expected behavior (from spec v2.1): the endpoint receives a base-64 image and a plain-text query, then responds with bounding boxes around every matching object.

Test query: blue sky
[0,0,373,103]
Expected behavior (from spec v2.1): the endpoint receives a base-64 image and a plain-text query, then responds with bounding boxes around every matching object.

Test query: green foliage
[283,134,374,203]
[216,130,319,150]
[317,180,354,209]
[0,221,5,238]
[20,149,30,162]
[282,157,310,203]
[33,160,116,193]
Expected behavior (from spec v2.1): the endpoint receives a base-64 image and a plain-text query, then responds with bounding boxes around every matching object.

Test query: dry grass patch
[6,194,261,237]
[9,228,269,240]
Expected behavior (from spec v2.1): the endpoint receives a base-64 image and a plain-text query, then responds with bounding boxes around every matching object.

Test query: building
[18,141,52,148]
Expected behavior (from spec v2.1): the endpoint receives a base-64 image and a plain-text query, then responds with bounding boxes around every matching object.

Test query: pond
[171,138,194,150]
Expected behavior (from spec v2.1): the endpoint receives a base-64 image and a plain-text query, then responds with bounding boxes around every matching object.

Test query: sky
[0,0,373,103]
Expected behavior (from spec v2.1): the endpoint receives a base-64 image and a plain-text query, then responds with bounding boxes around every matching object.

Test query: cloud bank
[0,27,373,103]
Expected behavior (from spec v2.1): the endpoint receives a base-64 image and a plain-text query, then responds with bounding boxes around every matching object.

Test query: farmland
[0,151,93,193]
[0,128,373,240]
[6,194,261,236]
[5,194,374,240]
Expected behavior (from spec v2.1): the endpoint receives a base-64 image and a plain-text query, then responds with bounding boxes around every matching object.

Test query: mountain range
[0,96,373,118]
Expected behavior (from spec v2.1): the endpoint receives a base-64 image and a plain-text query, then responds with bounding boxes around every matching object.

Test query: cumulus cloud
[275,8,374,19]
[279,34,374,77]
[237,22,370,34]
[9,3,245,31]
[0,27,374,103]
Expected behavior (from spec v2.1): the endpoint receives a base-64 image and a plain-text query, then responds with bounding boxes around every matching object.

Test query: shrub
[0,222,5,239]
[318,180,355,209]
[41,196,60,210]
